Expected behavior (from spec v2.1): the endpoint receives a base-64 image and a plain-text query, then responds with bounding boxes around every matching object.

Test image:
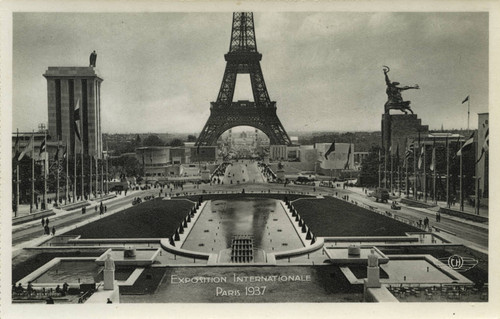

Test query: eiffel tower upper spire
[229,12,258,53]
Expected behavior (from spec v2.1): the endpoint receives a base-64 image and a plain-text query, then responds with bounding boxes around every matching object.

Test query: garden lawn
[66,198,195,239]
[293,196,420,237]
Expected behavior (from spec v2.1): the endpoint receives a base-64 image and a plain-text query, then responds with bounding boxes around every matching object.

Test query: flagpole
[90,154,93,199]
[398,156,402,197]
[423,139,427,203]
[73,131,77,203]
[15,129,20,217]
[475,135,480,215]
[414,137,418,200]
[459,146,464,211]
[446,136,450,208]
[100,153,104,199]
[80,140,84,201]
[433,140,436,204]
[390,150,393,194]
[467,97,470,134]
[384,147,387,189]
[95,153,99,197]
[56,141,60,205]
[31,130,35,214]
[106,141,109,195]
[378,149,381,188]
[43,129,47,210]
[405,145,409,197]
[65,136,69,205]
[396,144,400,197]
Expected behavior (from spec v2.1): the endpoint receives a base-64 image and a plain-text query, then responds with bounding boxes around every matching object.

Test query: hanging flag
[462,95,469,104]
[418,144,424,169]
[395,144,400,166]
[483,127,489,152]
[344,144,352,170]
[476,128,489,163]
[54,146,60,162]
[18,135,34,161]
[456,132,474,156]
[405,143,414,160]
[44,151,49,175]
[13,130,20,159]
[324,141,336,160]
[430,140,436,171]
[403,139,409,168]
[63,144,67,160]
[74,99,81,142]
[39,137,46,155]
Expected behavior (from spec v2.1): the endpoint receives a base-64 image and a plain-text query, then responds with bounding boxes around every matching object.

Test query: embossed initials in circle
[448,255,464,269]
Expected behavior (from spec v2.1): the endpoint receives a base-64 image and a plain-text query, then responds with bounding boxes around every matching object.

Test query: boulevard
[13,159,488,252]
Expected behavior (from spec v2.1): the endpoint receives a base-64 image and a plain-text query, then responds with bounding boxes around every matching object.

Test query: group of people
[41,217,55,235]
[418,217,430,230]
[12,281,69,300]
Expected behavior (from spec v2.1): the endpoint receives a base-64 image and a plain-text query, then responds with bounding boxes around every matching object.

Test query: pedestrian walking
[45,217,49,226]
[41,218,45,227]
[51,226,56,236]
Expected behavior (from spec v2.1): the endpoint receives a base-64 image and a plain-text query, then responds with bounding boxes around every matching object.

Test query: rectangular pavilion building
[43,67,103,158]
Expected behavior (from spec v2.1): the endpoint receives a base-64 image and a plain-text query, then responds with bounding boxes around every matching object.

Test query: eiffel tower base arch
[196,102,290,146]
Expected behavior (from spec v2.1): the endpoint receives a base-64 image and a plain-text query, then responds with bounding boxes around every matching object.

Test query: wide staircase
[230,235,254,263]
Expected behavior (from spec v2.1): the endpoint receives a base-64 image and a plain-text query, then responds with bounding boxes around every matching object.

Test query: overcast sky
[12,12,488,134]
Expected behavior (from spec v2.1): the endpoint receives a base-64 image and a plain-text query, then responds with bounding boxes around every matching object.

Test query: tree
[169,138,184,147]
[143,134,165,146]
[359,145,382,187]
[187,135,197,142]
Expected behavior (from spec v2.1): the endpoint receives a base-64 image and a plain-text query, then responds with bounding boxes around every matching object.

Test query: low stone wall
[271,238,324,261]
[438,207,488,223]
[400,198,437,208]
[94,194,117,202]
[13,210,55,225]
[365,286,399,302]
[60,201,91,211]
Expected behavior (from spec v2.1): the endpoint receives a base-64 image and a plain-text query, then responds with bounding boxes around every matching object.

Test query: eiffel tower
[196,12,291,146]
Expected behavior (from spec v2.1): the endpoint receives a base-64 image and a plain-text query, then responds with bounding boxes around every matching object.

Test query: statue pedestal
[104,269,115,290]
[381,113,429,157]
[201,170,211,181]
[366,266,381,288]
[276,170,285,181]
[348,244,361,256]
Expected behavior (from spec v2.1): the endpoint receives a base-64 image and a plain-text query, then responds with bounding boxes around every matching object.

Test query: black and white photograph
[1,1,498,318]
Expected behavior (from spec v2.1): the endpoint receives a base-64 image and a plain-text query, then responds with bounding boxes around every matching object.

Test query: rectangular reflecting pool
[32,260,99,284]
[182,198,304,257]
